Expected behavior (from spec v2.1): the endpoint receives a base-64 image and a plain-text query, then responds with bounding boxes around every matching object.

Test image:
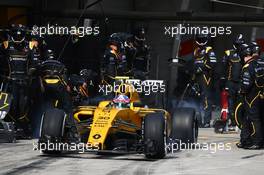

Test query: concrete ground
[0,128,263,175]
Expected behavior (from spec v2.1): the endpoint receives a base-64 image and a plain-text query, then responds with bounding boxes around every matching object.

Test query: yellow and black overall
[222,49,242,126]
[193,46,217,125]
[0,39,39,134]
[240,57,263,146]
[254,55,264,141]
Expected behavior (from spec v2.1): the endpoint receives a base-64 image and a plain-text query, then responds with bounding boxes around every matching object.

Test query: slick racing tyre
[144,113,166,159]
[39,108,66,154]
[171,108,198,144]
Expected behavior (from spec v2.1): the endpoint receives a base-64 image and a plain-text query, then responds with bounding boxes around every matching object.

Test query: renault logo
[93,134,101,139]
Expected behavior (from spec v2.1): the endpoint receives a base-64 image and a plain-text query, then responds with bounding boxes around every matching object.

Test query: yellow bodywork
[73,77,171,150]
[74,103,171,149]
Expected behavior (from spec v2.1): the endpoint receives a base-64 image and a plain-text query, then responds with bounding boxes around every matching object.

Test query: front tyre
[144,113,166,159]
[39,108,66,154]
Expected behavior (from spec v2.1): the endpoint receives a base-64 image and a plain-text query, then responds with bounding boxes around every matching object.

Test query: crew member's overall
[221,34,245,129]
[0,24,40,136]
[237,43,263,149]
[193,34,217,127]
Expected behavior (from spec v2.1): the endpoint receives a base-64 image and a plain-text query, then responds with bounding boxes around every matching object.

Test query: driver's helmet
[113,94,130,108]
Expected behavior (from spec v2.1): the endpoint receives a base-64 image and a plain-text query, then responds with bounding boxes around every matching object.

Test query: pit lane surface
[0,128,263,175]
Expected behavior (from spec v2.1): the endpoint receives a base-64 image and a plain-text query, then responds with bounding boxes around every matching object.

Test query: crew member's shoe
[244,144,261,150]
[236,142,252,149]
[236,142,244,148]
[203,123,211,128]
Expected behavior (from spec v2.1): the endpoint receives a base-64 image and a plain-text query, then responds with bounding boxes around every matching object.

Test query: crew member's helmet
[10,24,26,43]
[134,27,146,46]
[240,43,252,58]
[250,42,261,55]
[109,34,123,49]
[195,34,209,46]
[233,34,245,50]
[45,49,55,60]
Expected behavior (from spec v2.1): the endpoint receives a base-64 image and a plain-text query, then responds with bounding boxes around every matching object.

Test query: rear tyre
[171,108,197,144]
[39,108,66,154]
[144,113,166,159]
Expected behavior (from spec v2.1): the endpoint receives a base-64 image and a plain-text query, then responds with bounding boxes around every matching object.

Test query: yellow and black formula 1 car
[38,76,198,159]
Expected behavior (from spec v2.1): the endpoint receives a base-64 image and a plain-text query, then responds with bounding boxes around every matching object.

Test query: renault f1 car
[38,75,198,159]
